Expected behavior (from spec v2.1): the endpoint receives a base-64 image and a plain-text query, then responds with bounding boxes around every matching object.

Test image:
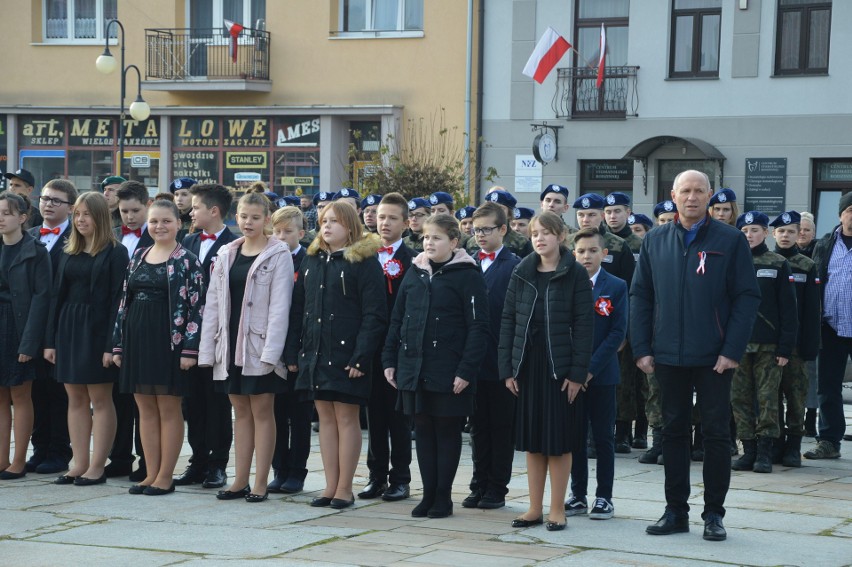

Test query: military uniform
[403,231,424,252]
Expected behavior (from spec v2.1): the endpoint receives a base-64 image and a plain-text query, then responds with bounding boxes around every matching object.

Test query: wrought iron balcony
[552,66,639,119]
[143,27,271,92]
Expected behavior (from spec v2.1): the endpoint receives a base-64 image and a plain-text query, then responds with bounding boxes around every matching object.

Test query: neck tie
[200,232,217,241]
[379,246,394,254]
[40,226,60,236]
[479,251,496,261]
[122,226,142,238]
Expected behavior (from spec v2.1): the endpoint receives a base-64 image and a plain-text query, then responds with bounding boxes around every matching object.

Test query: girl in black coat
[44,192,128,485]
[499,212,594,531]
[383,213,490,518]
[293,201,386,509]
[0,191,52,480]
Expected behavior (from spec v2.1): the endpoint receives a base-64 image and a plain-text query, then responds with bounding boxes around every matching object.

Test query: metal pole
[118,22,126,178]
[464,0,473,202]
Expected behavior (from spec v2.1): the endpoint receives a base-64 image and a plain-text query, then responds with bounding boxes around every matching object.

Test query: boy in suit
[462,202,520,510]
[359,192,416,501]
[173,184,236,488]
[113,181,154,259]
[565,228,627,520]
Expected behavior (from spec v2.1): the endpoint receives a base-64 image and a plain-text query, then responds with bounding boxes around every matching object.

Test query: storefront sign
[226,152,267,168]
[582,160,632,182]
[514,154,542,193]
[223,119,268,147]
[172,150,218,184]
[816,161,852,182]
[744,158,787,217]
[275,117,320,147]
[19,116,160,147]
[174,118,220,147]
[281,176,314,186]
[20,117,64,146]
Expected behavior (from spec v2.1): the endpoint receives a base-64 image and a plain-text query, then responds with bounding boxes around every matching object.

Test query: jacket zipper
[544,279,558,380]
[471,295,476,320]
[167,256,174,352]
[340,270,346,296]
[514,274,537,376]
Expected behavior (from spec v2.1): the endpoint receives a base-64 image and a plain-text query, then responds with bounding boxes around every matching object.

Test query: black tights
[414,414,464,505]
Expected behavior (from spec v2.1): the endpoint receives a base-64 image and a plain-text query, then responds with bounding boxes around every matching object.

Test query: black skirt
[216,365,289,396]
[56,303,117,385]
[0,302,35,387]
[300,389,367,406]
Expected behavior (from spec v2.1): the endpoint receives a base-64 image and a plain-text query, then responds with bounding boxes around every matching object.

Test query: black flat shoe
[512,516,544,528]
[143,484,176,496]
[310,496,333,507]
[0,470,26,480]
[128,484,149,495]
[54,475,77,485]
[74,474,106,486]
[545,520,566,532]
[329,496,355,509]
[216,485,250,500]
[245,492,268,503]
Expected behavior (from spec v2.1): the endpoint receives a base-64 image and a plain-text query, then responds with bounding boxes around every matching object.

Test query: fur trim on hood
[307,232,381,263]
[412,248,476,275]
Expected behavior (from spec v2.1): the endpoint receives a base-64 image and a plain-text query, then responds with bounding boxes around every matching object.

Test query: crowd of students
[0,167,848,535]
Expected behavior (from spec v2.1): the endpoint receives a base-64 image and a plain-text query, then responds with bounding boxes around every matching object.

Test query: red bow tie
[200,232,217,241]
[121,226,142,237]
[379,246,394,254]
[40,226,60,236]
[479,251,496,261]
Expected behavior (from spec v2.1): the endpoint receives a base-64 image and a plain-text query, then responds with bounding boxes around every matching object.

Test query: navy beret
[281,195,301,207]
[573,193,606,210]
[429,192,454,207]
[313,191,335,205]
[653,200,678,218]
[628,213,654,229]
[333,187,359,201]
[736,211,770,229]
[408,197,432,211]
[513,207,535,220]
[361,194,382,208]
[169,177,197,193]
[709,188,737,206]
[455,206,476,220]
[604,192,631,207]
[540,184,570,201]
[769,210,801,228]
[485,190,518,209]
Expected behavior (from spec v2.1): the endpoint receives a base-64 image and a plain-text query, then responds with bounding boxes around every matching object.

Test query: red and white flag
[596,23,606,88]
[224,19,245,63]
[522,27,572,84]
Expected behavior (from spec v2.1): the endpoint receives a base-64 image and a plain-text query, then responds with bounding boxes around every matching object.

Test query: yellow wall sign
[226,152,267,168]
[281,176,314,185]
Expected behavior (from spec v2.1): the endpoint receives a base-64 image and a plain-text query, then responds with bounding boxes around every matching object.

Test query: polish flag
[522,27,572,84]
[224,19,245,63]
[596,24,606,88]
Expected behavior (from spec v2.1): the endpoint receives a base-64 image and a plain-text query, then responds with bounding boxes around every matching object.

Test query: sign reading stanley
[275,117,320,147]
[226,152,267,168]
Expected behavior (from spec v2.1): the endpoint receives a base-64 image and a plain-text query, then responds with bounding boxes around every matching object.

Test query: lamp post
[95,19,150,178]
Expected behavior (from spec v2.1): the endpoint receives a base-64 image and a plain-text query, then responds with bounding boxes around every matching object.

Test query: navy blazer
[182,226,238,287]
[28,223,72,273]
[587,268,628,387]
[112,226,154,260]
[477,247,521,380]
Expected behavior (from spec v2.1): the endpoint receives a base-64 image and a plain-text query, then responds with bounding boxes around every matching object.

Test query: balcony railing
[145,27,270,82]
[553,66,639,119]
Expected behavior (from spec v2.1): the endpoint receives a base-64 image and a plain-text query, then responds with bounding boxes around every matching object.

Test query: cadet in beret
[567,194,636,286]
[279,195,301,209]
[731,211,798,474]
[466,190,533,258]
[402,198,431,251]
[540,184,572,226]
[628,213,654,239]
[604,192,643,257]
[510,207,535,238]
[769,211,821,467]
[169,177,197,234]
[302,192,337,247]
[709,188,739,227]
[361,194,382,233]
[428,192,454,216]
[653,200,677,225]
[456,206,477,236]
[333,188,361,212]
[102,175,127,228]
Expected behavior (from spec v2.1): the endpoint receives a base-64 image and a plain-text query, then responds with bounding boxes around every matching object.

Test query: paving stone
[538,549,729,566]
[393,549,535,567]
[0,540,188,565]
[0,509,73,537]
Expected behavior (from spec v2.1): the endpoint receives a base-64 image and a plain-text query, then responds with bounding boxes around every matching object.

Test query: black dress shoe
[703,513,727,541]
[357,480,387,499]
[477,491,505,509]
[545,520,566,531]
[0,470,26,480]
[54,474,77,485]
[35,456,68,475]
[267,475,285,493]
[25,454,45,473]
[330,496,355,509]
[512,516,543,528]
[382,484,410,501]
[173,466,206,486]
[104,462,132,478]
[216,485,250,500]
[646,511,690,535]
[280,477,304,494]
[74,474,107,486]
[128,484,149,495]
[129,464,147,483]
[310,496,333,507]
[461,490,482,508]
[143,484,176,496]
[202,468,227,489]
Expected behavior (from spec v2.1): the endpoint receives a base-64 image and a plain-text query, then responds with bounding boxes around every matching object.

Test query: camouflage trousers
[645,371,661,429]
[732,348,782,440]
[778,354,808,436]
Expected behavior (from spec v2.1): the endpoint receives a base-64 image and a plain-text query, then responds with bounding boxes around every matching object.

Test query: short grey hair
[800,211,815,225]
[673,170,711,193]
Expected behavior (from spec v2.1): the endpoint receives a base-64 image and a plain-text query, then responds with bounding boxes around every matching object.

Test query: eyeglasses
[39,196,72,207]
[472,226,499,236]
[410,212,429,220]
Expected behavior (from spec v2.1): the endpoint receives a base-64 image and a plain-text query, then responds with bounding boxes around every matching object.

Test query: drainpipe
[464,0,473,202]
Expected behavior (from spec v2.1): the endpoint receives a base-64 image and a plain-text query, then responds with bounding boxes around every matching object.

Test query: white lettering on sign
[276,119,321,145]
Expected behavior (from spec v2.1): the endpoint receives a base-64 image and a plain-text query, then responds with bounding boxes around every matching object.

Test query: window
[813,159,851,236]
[657,160,715,203]
[775,0,831,75]
[190,0,267,30]
[340,0,423,33]
[44,0,117,42]
[669,0,721,78]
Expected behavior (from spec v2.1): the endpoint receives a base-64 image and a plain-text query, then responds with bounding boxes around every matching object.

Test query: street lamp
[96,19,151,178]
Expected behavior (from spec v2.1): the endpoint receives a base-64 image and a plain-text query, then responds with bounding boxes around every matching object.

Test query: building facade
[0,0,479,200]
[481,0,851,236]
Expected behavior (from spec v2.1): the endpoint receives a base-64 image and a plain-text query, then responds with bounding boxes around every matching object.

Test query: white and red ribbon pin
[696,251,707,275]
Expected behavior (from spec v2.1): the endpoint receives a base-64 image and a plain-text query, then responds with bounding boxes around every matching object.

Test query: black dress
[221,249,287,396]
[56,254,117,385]
[119,260,186,396]
[0,239,34,387]
[514,270,580,456]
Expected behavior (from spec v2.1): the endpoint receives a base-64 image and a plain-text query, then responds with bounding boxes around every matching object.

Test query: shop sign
[275,116,320,147]
[582,160,632,182]
[817,161,852,182]
[226,152,267,168]
[120,118,159,146]
[20,117,64,146]
[172,150,218,183]
[119,151,160,170]
[223,119,268,147]
[281,176,314,186]
[174,118,220,147]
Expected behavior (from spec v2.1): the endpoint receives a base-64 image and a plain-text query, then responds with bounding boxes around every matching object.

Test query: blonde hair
[65,192,118,256]
[314,201,364,252]
[800,211,815,225]
[271,206,305,230]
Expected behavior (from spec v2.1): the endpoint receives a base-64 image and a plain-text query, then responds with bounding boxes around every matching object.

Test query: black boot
[782,435,803,468]
[614,421,632,454]
[633,417,649,449]
[771,436,785,464]
[803,409,817,438]
[691,424,704,462]
[753,437,773,473]
[732,439,756,471]
[639,428,663,464]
